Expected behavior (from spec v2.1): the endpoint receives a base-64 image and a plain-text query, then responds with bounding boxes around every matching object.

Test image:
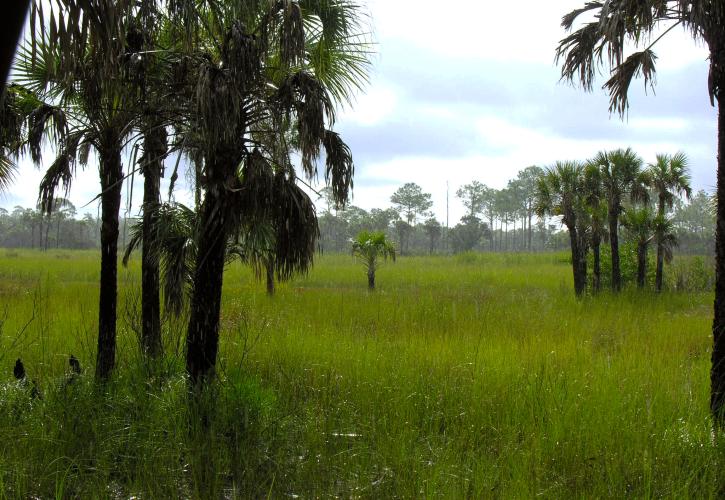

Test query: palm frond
[604,49,658,115]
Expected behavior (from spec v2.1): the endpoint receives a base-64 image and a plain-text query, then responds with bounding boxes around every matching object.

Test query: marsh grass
[0,250,720,497]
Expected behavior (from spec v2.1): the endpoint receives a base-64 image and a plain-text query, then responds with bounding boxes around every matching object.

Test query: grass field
[0,249,720,497]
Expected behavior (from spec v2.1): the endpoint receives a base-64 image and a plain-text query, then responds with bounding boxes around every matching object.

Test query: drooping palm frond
[322,129,353,208]
[555,0,714,116]
[604,49,658,115]
[38,130,84,214]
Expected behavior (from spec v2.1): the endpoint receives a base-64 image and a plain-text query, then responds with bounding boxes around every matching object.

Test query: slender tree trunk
[186,157,231,386]
[528,210,533,251]
[367,267,375,290]
[655,194,666,292]
[609,207,622,292]
[593,239,601,293]
[266,262,275,296]
[711,58,725,422]
[140,124,165,358]
[56,216,61,248]
[44,215,50,250]
[637,242,647,289]
[96,143,123,380]
[567,223,585,297]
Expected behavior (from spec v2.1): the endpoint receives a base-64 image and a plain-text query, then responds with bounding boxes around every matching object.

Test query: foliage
[390,182,433,225]
[351,230,395,288]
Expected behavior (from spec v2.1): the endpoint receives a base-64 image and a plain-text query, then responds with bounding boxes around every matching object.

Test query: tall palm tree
[170,0,371,385]
[19,0,144,380]
[587,148,646,292]
[621,206,655,289]
[555,0,725,423]
[648,152,692,291]
[351,230,396,290]
[535,161,590,296]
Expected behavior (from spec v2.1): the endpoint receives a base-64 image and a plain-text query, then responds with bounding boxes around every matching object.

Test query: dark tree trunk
[527,210,533,251]
[44,215,50,250]
[711,56,725,422]
[266,262,275,296]
[655,240,665,291]
[186,158,230,386]
[608,207,622,292]
[655,193,666,292]
[140,125,165,358]
[593,239,601,293]
[367,268,375,290]
[96,144,123,381]
[637,242,647,289]
[567,223,585,297]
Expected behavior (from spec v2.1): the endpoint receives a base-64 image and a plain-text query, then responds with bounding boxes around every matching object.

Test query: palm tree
[621,207,655,289]
[351,231,396,290]
[586,149,646,292]
[170,0,371,385]
[648,152,692,291]
[19,1,145,380]
[535,161,590,296]
[555,0,725,422]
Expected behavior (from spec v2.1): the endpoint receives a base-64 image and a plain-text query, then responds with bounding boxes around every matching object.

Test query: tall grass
[0,250,720,497]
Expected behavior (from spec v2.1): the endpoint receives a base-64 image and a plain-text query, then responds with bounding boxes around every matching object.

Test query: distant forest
[2,183,713,256]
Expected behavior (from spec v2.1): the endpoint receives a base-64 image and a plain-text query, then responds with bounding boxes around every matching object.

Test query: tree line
[316,165,712,258]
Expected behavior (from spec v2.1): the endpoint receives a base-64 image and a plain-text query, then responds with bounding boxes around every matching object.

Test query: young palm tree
[351,231,396,290]
[535,161,590,296]
[555,0,725,422]
[587,148,646,292]
[648,152,692,292]
[621,207,655,289]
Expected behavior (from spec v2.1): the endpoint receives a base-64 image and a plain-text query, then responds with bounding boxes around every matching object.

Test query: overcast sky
[2,0,717,225]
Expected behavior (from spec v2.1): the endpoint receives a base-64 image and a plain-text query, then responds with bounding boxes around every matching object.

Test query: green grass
[0,249,721,497]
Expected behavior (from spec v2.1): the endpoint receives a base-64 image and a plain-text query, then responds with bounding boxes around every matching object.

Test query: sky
[2,0,717,226]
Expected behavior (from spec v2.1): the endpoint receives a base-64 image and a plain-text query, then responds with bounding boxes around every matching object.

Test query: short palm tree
[535,161,589,296]
[351,231,396,290]
[648,152,691,291]
[621,206,655,289]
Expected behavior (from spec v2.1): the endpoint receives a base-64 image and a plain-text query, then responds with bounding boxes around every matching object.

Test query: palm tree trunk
[637,242,647,289]
[140,126,165,358]
[655,240,665,291]
[655,194,666,292]
[367,267,375,290]
[96,143,123,380]
[266,262,275,296]
[609,208,622,292]
[593,239,601,293]
[711,62,725,422]
[567,223,585,296]
[186,159,230,386]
